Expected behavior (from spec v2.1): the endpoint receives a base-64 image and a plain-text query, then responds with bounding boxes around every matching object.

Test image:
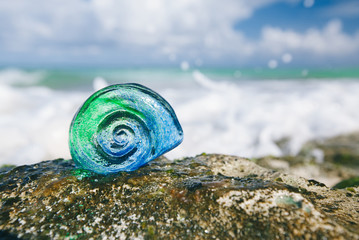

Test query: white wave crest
[0,68,45,86]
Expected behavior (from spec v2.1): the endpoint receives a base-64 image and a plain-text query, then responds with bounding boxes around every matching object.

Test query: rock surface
[254,131,359,187]
[0,154,358,239]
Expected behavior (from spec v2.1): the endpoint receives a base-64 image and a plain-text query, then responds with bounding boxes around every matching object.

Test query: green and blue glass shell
[69,83,183,174]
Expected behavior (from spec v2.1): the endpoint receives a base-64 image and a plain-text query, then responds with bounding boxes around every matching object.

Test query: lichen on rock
[0,155,358,239]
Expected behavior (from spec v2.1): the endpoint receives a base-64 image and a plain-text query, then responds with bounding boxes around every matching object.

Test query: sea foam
[166,71,359,159]
[1,68,359,165]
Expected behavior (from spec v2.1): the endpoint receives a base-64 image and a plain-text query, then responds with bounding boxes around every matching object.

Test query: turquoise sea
[5,67,359,90]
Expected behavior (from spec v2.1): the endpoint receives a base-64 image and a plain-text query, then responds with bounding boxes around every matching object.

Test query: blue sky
[236,1,359,37]
[0,0,358,68]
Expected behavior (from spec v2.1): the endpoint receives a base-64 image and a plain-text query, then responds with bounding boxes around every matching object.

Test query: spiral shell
[69,83,183,174]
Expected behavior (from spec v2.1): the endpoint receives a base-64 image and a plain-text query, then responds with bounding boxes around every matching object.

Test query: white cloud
[322,1,359,18]
[0,0,358,66]
[0,0,275,62]
[260,19,359,56]
[89,0,270,55]
[0,1,96,51]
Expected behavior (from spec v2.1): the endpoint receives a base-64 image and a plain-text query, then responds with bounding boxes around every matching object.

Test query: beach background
[1,0,359,167]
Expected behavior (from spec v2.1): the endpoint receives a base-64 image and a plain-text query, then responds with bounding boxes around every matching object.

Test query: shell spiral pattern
[69,83,183,174]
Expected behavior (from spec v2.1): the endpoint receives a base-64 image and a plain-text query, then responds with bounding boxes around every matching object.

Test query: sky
[0,0,358,68]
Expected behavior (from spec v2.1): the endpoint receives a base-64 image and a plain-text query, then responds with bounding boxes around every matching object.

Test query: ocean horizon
[2,66,359,89]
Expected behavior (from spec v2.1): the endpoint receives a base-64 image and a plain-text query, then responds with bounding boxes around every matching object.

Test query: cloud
[322,1,359,18]
[260,19,359,56]
[0,1,96,51]
[0,0,288,65]
[0,1,262,46]
[86,0,280,59]
[0,0,358,66]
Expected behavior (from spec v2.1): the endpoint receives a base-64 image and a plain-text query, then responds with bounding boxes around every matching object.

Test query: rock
[0,155,358,239]
[254,131,359,187]
[0,164,16,173]
[301,131,359,169]
[333,176,359,189]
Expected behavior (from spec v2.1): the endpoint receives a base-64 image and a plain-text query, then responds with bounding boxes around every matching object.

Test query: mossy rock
[0,155,358,239]
[302,131,359,167]
[333,176,359,189]
[253,132,359,188]
[0,164,16,173]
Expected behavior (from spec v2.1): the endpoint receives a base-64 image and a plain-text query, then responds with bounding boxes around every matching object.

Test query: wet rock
[0,164,16,174]
[0,155,358,239]
[255,131,359,187]
[302,131,359,166]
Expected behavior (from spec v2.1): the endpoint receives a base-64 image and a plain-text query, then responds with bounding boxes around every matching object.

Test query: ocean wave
[0,68,45,86]
[1,69,359,165]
